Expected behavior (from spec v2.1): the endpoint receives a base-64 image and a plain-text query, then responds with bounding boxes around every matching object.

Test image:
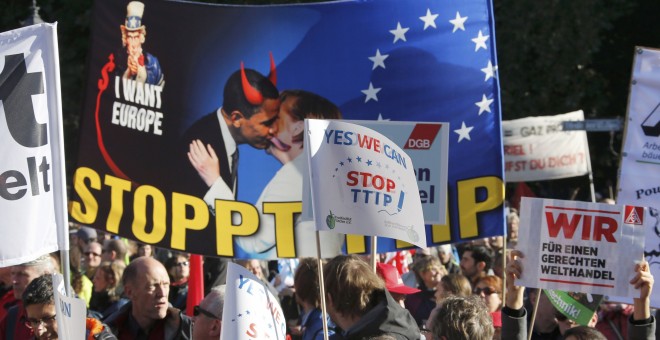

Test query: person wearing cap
[76,227,98,249]
[0,254,54,339]
[120,1,164,85]
[376,262,420,308]
[503,250,656,340]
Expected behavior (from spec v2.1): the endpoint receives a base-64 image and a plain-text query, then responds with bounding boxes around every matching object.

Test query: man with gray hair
[192,285,225,340]
[0,254,54,339]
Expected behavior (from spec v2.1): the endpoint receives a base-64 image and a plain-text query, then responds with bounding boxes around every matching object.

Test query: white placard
[52,273,86,339]
[0,23,68,266]
[503,111,589,182]
[221,263,286,340]
[617,46,660,308]
[304,119,426,248]
[516,197,646,297]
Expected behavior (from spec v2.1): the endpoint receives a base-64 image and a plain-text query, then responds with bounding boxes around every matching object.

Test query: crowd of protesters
[0,204,656,339]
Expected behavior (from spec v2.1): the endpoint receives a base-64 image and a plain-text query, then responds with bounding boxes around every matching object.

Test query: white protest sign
[52,273,86,339]
[503,111,590,182]
[221,263,286,340]
[516,197,645,297]
[304,119,426,248]
[617,46,660,308]
[345,120,449,224]
[0,23,68,266]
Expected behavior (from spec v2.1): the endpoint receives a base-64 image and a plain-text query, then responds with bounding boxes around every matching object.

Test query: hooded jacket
[332,290,422,340]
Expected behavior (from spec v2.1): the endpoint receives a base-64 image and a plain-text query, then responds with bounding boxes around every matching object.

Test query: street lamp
[20,0,44,27]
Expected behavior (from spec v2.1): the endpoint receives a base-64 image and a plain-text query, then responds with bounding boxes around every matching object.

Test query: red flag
[511,182,535,211]
[186,254,204,316]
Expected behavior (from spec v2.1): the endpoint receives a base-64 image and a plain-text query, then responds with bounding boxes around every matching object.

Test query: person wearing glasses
[21,274,116,340]
[165,254,190,310]
[83,242,104,281]
[105,257,193,339]
[192,285,225,340]
[474,275,503,339]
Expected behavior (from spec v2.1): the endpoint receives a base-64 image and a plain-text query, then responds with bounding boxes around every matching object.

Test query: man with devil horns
[179,55,280,202]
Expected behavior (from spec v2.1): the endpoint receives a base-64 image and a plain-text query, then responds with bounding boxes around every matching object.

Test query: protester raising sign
[304,119,426,248]
[0,23,69,266]
[516,197,646,297]
[221,263,286,340]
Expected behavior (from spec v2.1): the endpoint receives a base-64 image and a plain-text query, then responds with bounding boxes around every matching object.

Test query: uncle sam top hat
[124,1,145,31]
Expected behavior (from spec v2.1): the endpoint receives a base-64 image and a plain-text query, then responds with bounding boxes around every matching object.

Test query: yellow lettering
[457,176,503,238]
[432,197,451,243]
[104,175,131,233]
[171,193,209,250]
[346,234,366,254]
[395,239,414,248]
[215,200,259,256]
[132,185,167,244]
[263,202,300,258]
[70,167,100,224]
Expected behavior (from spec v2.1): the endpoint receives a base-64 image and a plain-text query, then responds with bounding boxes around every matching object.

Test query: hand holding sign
[631,260,654,321]
[505,250,525,310]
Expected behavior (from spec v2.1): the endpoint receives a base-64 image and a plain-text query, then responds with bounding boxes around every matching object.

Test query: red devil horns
[240,61,263,105]
[268,52,277,86]
[240,53,277,106]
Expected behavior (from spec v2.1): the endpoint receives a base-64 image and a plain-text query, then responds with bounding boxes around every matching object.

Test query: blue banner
[71,0,504,258]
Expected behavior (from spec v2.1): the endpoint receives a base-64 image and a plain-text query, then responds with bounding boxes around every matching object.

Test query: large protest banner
[503,111,590,183]
[516,197,646,297]
[70,0,504,258]
[617,46,660,307]
[0,23,69,266]
[221,263,286,340]
[304,119,427,248]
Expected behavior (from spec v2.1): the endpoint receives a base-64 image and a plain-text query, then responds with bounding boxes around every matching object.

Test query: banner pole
[527,289,542,340]
[316,231,329,340]
[370,236,377,272]
[502,243,507,306]
[584,130,597,203]
[59,250,72,297]
[48,23,72,297]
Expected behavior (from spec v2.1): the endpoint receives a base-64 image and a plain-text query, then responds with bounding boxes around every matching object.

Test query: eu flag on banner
[72,0,504,257]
